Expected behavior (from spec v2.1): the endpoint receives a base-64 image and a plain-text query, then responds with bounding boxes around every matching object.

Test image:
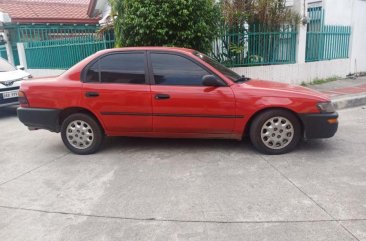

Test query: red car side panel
[81,83,152,133]
[150,85,237,134]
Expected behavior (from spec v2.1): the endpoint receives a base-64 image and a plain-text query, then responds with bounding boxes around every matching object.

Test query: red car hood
[241,79,330,101]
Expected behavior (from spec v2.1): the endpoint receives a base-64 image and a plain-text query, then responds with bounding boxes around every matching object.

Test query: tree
[108,0,220,53]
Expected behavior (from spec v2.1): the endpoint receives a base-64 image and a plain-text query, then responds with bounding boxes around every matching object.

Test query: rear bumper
[299,112,338,139]
[17,107,61,132]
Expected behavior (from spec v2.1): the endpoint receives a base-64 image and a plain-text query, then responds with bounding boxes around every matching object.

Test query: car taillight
[18,91,29,107]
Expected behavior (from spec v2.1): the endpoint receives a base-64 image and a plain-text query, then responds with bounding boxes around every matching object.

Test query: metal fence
[211,24,297,67]
[306,7,351,62]
[24,32,114,69]
[15,24,115,69]
[0,46,7,60]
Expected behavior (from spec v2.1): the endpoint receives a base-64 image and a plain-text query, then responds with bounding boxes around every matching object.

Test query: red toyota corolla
[17,47,338,155]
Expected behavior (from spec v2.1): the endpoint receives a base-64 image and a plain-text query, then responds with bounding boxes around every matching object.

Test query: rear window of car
[85,52,146,84]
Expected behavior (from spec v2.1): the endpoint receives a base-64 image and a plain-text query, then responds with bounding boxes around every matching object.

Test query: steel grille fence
[211,24,298,67]
[0,46,7,60]
[306,7,351,62]
[17,24,114,69]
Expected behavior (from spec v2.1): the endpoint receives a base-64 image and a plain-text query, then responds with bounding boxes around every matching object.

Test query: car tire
[249,109,301,155]
[61,113,104,155]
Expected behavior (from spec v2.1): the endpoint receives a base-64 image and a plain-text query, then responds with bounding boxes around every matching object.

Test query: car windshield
[193,51,246,82]
[0,57,16,72]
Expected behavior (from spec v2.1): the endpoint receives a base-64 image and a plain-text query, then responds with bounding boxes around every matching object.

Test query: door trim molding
[101,112,244,119]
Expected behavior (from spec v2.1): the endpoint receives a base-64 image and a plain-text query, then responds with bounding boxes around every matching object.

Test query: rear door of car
[82,51,152,133]
[148,51,236,134]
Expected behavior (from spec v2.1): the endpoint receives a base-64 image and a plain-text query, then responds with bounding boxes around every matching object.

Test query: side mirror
[17,65,25,70]
[202,75,225,87]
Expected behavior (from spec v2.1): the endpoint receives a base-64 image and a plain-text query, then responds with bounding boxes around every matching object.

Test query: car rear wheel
[61,113,104,155]
[249,110,301,155]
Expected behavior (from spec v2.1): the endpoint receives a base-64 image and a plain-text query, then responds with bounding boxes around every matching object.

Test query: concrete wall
[349,0,366,73]
[232,59,350,85]
[323,0,366,73]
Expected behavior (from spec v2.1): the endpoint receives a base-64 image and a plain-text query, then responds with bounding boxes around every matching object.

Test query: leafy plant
[108,0,220,53]
[220,0,300,27]
[212,0,300,66]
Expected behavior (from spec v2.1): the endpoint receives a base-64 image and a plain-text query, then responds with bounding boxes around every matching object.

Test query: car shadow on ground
[98,135,334,156]
[0,105,18,118]
[101,136,256,154]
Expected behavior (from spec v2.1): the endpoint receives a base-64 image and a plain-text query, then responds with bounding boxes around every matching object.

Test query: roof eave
[11,18,100,24]
[87,0,97,17]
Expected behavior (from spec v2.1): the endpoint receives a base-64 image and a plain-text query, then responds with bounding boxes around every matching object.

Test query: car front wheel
[61,113,104,155]
[249,110,301,155]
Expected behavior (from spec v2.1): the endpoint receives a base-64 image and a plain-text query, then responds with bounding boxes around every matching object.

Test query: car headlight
[317,102,335,113]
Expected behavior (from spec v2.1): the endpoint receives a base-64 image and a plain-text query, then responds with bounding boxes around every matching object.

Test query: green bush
[116,0,220,53]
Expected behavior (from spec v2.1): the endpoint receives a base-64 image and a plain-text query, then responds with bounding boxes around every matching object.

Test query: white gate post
[296,0,308,64]
[3,29,14,65]
[17,42,28,70]
[297,24,307,64]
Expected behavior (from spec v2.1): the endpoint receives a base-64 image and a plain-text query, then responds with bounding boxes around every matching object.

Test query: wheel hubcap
[260,116,294,150]
[66,120,94,149]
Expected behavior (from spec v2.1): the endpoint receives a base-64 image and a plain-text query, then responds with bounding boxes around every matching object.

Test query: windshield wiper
[234,75,251,83]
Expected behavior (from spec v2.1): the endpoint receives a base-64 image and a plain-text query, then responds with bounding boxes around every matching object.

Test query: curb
[332,93,366,110]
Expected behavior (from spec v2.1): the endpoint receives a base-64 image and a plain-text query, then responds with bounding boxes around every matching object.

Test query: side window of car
[150,53,211,86]
[86,61,99,82]
[85,53,146,84]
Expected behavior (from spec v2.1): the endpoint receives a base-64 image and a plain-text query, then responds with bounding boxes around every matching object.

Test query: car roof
[95,46,196,55]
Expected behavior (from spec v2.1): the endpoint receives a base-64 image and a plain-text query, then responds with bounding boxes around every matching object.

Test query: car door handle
[155,94,170,100]
[85,92,99,98]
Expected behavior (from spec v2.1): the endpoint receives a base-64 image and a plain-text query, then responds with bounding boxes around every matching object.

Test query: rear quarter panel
[20,77,82,109]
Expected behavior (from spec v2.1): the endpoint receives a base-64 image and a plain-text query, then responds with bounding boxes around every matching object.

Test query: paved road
[0,106,366,241]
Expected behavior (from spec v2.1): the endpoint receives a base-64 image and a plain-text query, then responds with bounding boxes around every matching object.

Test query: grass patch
[301,76,340,86]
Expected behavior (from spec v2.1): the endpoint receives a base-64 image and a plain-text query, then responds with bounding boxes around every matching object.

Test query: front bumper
[299,112,338,139]
[17,107,61,132]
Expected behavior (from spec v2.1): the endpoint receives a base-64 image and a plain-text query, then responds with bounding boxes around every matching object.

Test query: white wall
[323,0,353,26]
[320,0,366,73]
[349,0,366,73]
[232,59,350,85]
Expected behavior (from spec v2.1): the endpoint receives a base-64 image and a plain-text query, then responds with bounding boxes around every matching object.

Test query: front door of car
[82,51,152,133]
[148,52,236,134]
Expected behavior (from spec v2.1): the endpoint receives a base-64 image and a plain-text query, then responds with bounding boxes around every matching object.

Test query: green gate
[0,46,7,60]
[24,33,114,69]
[15,24,114,69]
[306,7,351,62]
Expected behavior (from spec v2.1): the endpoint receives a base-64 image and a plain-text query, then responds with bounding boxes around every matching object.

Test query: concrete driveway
[0,106,366,241]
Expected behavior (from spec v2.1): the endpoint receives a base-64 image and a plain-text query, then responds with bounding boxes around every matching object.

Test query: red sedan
[17,47,338,155]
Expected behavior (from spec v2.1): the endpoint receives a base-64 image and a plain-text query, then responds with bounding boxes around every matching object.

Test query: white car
[0,57,31,107]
